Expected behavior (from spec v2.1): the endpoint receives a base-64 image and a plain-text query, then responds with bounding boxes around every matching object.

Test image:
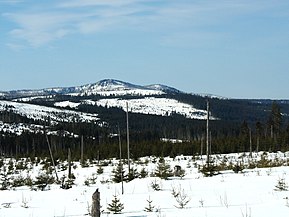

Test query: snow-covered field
[89,98,209,120]
[1,152,289,217]
[0,100,99,124]
[55,97,213,120]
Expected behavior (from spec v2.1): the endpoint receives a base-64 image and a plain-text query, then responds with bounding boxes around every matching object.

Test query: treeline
[0,100,289,160]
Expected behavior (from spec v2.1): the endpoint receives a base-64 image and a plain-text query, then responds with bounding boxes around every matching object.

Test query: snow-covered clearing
[1,152,289,217]
[0,100,99,124]
[83,97,212,120]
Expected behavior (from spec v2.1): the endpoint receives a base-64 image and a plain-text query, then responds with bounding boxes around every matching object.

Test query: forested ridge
[1,92,289,161]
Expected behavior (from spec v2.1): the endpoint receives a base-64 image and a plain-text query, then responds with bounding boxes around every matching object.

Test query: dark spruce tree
[107,195,124,214]
[112,162,126,183]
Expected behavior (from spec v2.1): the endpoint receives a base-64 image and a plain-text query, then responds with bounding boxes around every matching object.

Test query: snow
[1,152,289,217]
[196,93,229,100]
[12,95,54,102]
[0,121,43,135]
[0,100,99,124]
[85,97,214,120]
[73,79,166,97]
[54,101,80,108]
[79,89,164,97]
[2,79,169,99]
[0,100,103,135]
[161,138,187,143]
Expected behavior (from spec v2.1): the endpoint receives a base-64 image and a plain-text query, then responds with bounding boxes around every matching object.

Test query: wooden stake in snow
[91,188,100,217]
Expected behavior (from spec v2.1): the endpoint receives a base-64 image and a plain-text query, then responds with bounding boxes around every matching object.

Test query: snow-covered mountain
[77,79,166,96]
[1,79,180,99]
[2,79,289,137]
[0,79,210,135]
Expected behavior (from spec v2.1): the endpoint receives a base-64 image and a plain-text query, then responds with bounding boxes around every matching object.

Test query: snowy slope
[0,121,42,136]
[86,97,211,120]
[0,100,99,124]
[74,79,165,96]
[145,84,181,93]
[54,97,213,120]
[1,152,289,217]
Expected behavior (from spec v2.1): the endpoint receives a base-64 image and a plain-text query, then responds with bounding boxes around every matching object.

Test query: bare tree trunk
[126,102,130,173]
[45,133,59,182]
[200,135,203,159]
[81,135,84,164]
[249,128,252,158]
[68,148,72,179]
[206,99,210,167]
[118,125,124,194]
[256,135,260,153]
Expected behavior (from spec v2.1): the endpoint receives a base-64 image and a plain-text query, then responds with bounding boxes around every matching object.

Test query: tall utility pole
[249,128,252,158]
[126,102,130,173]
[118,125,124,195]
[200,135,204,159]
[68,148,72,179]
[45,132,59,182]
[206,99,210,167]
[81,135,84,165]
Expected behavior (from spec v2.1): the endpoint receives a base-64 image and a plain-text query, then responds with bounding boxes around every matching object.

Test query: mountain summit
[78,79,155,96]
[1,79,181,99]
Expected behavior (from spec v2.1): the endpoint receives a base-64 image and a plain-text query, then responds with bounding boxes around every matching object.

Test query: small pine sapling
[154,160,173,180]
[127,167,139,182]
[107,195,124,214]
[275,177,288,191]
[97,166,104,175]
[150,179,161,191]
[112,162,126,183]
[144,196,155,212]
[140,167,148,178]
[174,188,191,209]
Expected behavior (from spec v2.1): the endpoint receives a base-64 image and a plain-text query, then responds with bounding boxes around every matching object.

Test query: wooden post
[91,189,100,217]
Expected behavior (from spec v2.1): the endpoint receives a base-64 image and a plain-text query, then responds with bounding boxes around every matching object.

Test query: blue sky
[1,0,289,99]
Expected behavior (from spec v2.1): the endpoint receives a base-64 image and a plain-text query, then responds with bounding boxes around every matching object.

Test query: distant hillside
[0,79,289,159]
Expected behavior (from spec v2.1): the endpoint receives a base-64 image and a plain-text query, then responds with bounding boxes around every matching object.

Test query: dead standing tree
[91,189,101,217]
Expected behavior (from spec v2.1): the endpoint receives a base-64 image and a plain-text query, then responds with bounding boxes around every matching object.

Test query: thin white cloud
[0,0,23,4]
[3,0,153,46]
[6,42,25,51]
[58,0,136,8]
[4,11,77,46]
[3,0,289,47]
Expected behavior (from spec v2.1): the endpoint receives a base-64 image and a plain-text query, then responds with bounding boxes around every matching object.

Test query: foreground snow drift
[1,153,289,217]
